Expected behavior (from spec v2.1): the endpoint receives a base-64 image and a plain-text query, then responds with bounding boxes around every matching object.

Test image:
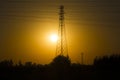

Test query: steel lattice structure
[56,5,68,56]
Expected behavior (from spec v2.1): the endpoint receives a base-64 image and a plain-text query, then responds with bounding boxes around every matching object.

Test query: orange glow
[50,34,58,42]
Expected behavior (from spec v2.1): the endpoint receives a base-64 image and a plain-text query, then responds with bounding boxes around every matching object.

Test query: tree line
[0,54,120,80]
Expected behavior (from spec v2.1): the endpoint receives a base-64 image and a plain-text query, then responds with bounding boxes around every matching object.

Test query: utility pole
[81,52,84,65]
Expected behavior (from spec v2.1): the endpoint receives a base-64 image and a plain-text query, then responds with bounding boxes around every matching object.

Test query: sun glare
[50,34,58,42]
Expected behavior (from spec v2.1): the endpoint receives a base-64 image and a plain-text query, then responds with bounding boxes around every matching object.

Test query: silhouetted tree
[94,54,120,66]
[93,54,120,80]
[49,55,71,80]
[0,60,13,67]
[50,55,71,67]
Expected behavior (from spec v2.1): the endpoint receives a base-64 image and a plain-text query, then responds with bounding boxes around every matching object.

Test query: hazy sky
[0,0,120,64]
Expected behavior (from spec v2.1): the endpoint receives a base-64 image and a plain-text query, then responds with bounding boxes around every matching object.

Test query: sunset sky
[0,0,120,64]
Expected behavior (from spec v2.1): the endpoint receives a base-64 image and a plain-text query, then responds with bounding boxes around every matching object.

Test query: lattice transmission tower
[56,5,68,56]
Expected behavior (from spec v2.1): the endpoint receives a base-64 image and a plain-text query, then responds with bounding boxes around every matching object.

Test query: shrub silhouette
[50,55,71,80]
[50,55,71,67]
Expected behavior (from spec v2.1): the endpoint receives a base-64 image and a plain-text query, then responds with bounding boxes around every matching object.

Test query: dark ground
[0,55,120,80]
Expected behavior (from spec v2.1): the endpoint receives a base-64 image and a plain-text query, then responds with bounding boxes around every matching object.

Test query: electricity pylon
[56,5,68,56]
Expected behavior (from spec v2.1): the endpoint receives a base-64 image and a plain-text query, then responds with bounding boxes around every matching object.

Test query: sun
[50,34,58,42]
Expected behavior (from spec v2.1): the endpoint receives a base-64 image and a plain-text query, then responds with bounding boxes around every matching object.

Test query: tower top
[60,5,64,9]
